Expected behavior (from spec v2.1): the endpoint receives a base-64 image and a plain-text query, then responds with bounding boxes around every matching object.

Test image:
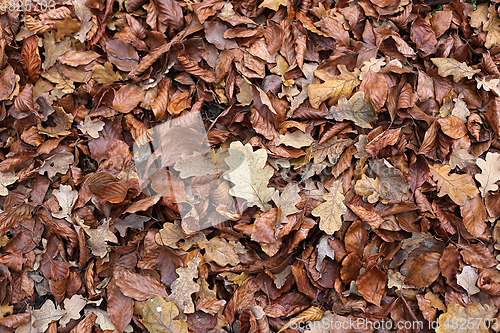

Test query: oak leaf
[173,152,223,179]
[83,219,118,258]
[275,131,314,148]
[310,137,352,165]
[355,174,381,204]
[167,256,201,314]
[484,5,500,49]
[456,266,480,296]
[77,115,105,139]
[92,62,122,84]
[315,235,335,272]
[222,141,274,211]
[52,184,78,221]
[431,58,480,82]
[0,171,17,196]
[60,295,87,327]
[436,302,497,333]
[111,214,150,237]
[429,164,478,206]
[197,236,240,267]
[37,106,73,137]
[32,300,65,333]
[271,182,301,235]
[307,65,360,108]
[142,297,188,333]
[311,180,346,235]
[359,57,386,80]
[155,220,184,248]
[32,152,74,179]
[326,91,377,128]
[258,0,287,11]
[475,152,500,197]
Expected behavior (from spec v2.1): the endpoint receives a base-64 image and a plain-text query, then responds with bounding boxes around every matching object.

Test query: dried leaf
[32,300,65,333]
[326,91,377,128]
[142,297,188,333]
[475,152,500,197]
[431,58,481,82]
[307,65,360,108]
[223,141,274,211]
[198,237,240,267]
[52,185,78,220]
[311,180,347,235]
[429,164,478,206]
[436,302,497,333]
[167,256,201,314]
[456,266,480,296]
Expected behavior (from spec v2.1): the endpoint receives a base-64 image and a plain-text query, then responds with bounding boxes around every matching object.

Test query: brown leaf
[69,312,97,333]
[365,128,401,158]
[356,266,386,306]
[107,279,133,332]
[460,195,488,238]
[405,252,442,288]
[438,115,467,139]
[58,50,100,67]
[176,49,215,83]
[114,268,168,301]
[459,244,497,268]
[112,84,145,113]
[429,164,478,206]
[0,66,16,101]
[410,17,437,55]
[156,0,184,30]
[21,36,41,83]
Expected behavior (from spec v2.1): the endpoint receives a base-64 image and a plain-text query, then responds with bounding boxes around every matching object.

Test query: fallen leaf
[431,58,481,82]
[429,164,478,206]
[355,174,381,204]
[456,266,480,296]
[83,219,118,258]
[52,184,78,221]
[92,62,122,84]
[405,252,442,288]
[310,137,352,165]
[436,302,497,333]
[356,266,386,306]
[275,131,315,148]
[155,220,184,248]
[326,91,377,128]
[32,300,65,333]
[32,152,74,179]
[223,141,274,211]
[307,65,360,108]
[198,237,240,267]
[311,180,347,235]
[0,171,18,196]
[167,256,201,314]
[77,116,105,139]
[142,297,188,333]
[475,152,500,197]
[114,269,168,301]
[258,0,287,11]
[60,295,87,327]
[271,182,301,235]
